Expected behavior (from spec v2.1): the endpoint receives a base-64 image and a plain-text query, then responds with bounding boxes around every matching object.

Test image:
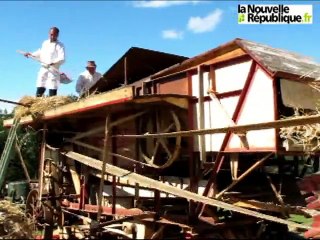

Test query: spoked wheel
[26,189,44,229]
[139,108,181,169]
[26,158,62,238]
[25,189,53,238]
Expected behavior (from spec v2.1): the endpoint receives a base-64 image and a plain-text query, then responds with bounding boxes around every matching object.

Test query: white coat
[76,70,102,95]
[32,40,65,90]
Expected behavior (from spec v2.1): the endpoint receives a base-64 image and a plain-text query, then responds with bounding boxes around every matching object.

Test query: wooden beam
[124,57,128,85]
[3,86,134,126]
[71,125,104,141]
[38,125,47,202]
[215,153,273,199]
[66,158,81,195]
[110,110,148,128]
[208,91,249,149]
[114,114,320,139]
[231,199,288,213]
[62,151,311,230]
[209,66,216,93]
[151,40,240,80]
[97,115,111,221]
[72,110,147,141]
[198,65,206,162]
[15,139,31,183]
[66,139,102,152]
[266,175,286,217]
[203,48,247,66]
[132,96,190,109]
[230,153,239,180]
[66,139,151,168]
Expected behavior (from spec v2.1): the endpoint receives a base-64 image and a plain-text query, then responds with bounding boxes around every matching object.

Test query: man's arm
[51,42,65,66]
[31,48,41,59]
[76,75,85,94]
[24,48,41,59]
[91,72,103,88]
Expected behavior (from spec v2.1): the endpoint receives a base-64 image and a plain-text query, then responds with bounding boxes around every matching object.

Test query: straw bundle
[0,200,33,239]
[14,95,77,118]
[279,109,320,152]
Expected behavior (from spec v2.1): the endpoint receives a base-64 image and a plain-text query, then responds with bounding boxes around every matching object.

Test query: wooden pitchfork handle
[0,98,31,107]
[17,49,60,74]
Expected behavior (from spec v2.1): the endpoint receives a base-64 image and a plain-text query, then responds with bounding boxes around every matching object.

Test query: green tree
[0,118,8,153]
[0,117,39,184]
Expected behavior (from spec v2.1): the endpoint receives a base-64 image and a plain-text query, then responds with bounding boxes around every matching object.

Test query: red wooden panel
[158,77,189,95]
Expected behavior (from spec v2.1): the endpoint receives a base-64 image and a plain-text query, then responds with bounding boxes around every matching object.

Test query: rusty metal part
[62,201,144,216]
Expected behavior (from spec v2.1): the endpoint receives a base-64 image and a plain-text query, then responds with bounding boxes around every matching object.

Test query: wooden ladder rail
[0,117,21,190]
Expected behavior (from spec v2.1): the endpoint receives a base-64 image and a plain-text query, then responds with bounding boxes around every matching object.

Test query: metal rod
[0,98,30,107]
[113,114,320,139]
[97,115,111,221]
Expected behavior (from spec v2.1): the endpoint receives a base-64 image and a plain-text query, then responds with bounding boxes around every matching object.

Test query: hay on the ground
[14,95,77,118]
[0,200,33,239]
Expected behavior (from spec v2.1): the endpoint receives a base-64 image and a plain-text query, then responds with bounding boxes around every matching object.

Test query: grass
[288,214,313,226]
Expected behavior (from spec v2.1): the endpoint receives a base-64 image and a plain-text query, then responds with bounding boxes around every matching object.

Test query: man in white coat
[76,61,102,97]
[24,27,65,97]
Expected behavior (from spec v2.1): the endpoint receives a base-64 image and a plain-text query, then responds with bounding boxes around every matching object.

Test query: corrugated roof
[151,39,240,79]
[237,39,320,80]
[150,38,320,81]
[91,47,188,92]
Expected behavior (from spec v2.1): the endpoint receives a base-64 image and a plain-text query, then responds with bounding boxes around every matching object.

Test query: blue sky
[0,0,320,112]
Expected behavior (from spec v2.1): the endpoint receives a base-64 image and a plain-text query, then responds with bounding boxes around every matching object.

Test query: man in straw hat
[24,26,66,97]
[76,61,102,97]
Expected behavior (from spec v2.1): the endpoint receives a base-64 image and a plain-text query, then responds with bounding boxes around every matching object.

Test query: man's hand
[24,52,31,58]
[43,63,55,68]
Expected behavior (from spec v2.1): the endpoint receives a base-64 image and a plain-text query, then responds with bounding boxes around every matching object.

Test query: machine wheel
[26,157,63,238]
[25,189,54,238]
[139,108,181,169]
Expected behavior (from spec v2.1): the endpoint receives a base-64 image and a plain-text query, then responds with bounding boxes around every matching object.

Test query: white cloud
[162,30,184,40]
[187,9,223,33]
[133,1,201,8]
